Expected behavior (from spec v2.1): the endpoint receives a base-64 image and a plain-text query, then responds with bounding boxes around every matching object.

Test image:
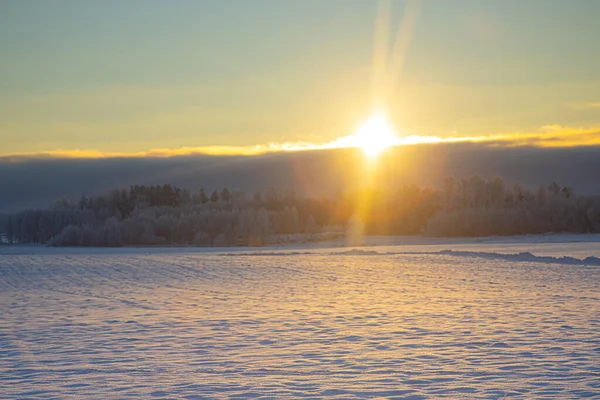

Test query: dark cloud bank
[1,143,600,213]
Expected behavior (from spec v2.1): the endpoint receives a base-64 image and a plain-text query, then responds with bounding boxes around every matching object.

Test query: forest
[1,176,599,247]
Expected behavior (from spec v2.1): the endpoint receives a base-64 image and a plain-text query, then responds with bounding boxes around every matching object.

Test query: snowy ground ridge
[226,249,600,266]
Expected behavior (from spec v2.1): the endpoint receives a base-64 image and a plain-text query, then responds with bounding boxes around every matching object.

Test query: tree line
[1,177,599,247]
[0,185,334,246]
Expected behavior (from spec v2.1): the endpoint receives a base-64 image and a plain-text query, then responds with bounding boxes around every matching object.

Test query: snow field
[1,244,599,398]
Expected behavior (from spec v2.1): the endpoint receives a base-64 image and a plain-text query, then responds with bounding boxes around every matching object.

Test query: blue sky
[1,0,600,155]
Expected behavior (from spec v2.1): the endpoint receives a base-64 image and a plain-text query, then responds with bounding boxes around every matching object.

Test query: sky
[1,0,600,157]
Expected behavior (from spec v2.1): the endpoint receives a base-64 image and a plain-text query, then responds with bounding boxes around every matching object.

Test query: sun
[352,113,399,157]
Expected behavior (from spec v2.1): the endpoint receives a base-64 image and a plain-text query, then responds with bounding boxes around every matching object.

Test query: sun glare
[353,113,398,157]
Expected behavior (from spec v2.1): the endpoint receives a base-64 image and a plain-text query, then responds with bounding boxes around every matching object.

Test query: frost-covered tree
[4,177,599,247]
[220,188,232,202]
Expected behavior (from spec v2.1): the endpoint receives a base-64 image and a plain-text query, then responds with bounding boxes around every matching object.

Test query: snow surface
[1,235,599,398]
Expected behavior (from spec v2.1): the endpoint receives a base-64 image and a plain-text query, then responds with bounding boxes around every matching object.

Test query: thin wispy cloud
[3,125,600,160]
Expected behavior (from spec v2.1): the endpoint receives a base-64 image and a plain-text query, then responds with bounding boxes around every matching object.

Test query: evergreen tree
[199,188,209,204]
[220,188,232,202]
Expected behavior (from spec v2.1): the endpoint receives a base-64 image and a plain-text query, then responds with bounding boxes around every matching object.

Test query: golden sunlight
[352,113,398,157]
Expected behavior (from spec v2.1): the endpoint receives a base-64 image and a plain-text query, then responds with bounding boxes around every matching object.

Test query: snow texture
[1,238,599,398]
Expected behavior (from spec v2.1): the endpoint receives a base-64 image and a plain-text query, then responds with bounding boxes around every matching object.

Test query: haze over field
[3,143,600,213]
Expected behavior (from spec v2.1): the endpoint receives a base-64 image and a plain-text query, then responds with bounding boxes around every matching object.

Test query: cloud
[3,142,600,213]
[482,125,600,147]
[2,125,600,161]
[0,142,327,162]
